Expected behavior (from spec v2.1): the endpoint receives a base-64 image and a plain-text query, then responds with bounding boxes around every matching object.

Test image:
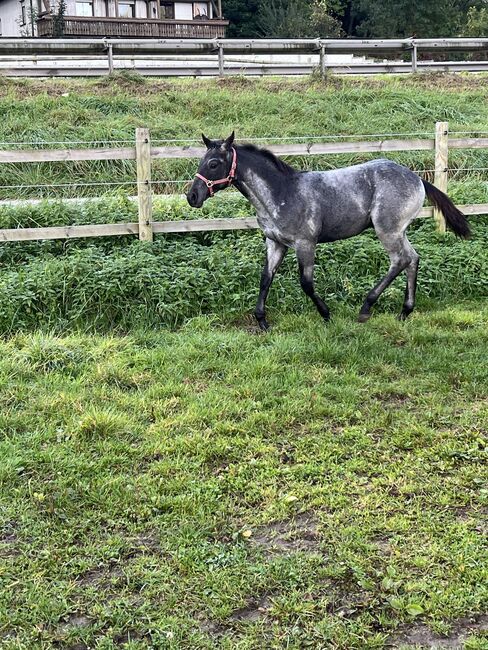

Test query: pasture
[0,75,487,649]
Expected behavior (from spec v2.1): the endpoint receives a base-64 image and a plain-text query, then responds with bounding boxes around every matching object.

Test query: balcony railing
[37,15,229,38]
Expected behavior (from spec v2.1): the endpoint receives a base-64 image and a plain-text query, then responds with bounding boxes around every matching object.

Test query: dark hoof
[257,318,270,332]
[397,310,411,321]
[357,312,371,323]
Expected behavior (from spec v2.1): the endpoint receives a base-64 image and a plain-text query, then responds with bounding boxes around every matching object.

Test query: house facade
[0,0,227,37]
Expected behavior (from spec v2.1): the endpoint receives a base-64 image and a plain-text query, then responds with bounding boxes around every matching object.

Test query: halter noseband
[195,147,237,197]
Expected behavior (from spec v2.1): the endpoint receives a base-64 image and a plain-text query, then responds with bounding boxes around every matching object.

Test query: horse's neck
[234,152,281,215]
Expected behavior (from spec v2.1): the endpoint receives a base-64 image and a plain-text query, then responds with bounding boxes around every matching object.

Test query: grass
[0,303,487,649]
[0,73,487,648]
[0,74,488,199]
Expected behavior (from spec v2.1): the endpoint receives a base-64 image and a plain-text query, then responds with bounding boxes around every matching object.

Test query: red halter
[195,147,237,197]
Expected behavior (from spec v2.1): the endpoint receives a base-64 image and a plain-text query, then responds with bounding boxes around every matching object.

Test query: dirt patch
[388,614,488,648]
[58,614,91,634]
[454,506,488,535]
[125,531,161,556]
[230,595,273,622]
[250,512,321,557]
[373,536,394,555]
[76,561,125,587]
[0,521,20,558]
[374,391,411,406]
[76,531,163,587]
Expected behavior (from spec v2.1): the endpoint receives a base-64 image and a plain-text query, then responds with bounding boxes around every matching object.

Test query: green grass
[0,195,486,332]
[0,74,488,199]
[0,74,487,648]
[0,304,487,649]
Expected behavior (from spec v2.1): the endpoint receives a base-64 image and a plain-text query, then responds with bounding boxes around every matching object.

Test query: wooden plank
[135,127,153,242]
[449,137,488,149]
[0,206,486,241]
[434,121,449,233]
[0,147,136,164]
[8,134,488,165]
[153,217,259,233]
[150,139,436,160]
[0,223,139,241]
[272,139,435,155]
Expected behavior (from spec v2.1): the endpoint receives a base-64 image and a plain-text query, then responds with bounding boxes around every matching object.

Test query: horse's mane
[238,143,296,175]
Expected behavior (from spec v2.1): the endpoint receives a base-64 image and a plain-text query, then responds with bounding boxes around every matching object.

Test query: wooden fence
[0,121,487,242]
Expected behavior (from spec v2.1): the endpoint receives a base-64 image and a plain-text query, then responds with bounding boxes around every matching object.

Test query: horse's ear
[202,133,212,149]
[223,131,235,149]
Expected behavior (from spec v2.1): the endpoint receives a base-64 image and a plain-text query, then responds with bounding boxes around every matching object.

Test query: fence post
[320,44,327,79]
[135,127,153,242]
[411,43,417,73]
[434,121,449,233]
[218,43,225,77]
[107,43,114,74]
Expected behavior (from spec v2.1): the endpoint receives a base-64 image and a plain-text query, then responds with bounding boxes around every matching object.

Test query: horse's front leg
[296,242,330,322]
[254,238,287,331]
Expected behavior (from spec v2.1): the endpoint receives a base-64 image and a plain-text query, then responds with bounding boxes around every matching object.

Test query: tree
[223,0,262,37]
[354,0,480,37]
[465,2,488,35]
[52,0,67,38]
[256,0,343,38]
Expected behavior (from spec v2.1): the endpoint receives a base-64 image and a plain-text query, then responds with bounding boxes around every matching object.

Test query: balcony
[36,15,229,39]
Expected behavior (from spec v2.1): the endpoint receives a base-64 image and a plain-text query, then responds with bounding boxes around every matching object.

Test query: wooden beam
[0,207,486,242]
[0,147,136,163]
[0,223,139,241]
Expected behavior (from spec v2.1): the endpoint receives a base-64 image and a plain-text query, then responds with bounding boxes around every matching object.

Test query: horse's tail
[422,180,471,239]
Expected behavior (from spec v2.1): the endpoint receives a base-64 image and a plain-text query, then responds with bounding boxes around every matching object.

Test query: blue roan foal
[187,133,470,331]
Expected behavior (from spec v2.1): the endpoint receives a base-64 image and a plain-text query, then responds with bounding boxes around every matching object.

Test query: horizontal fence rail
[3,37,488,56]
[0,122,487,241]
[1,37,488,77]
[3,137,488,164]
[3,62,488,78]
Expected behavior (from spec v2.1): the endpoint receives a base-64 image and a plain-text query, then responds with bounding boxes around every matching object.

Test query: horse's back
[301,159,424,242]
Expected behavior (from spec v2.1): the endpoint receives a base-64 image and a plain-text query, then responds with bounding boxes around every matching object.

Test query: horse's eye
[209,160,219,170]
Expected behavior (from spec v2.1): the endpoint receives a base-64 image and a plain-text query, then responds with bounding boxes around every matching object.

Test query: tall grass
[0,75,488,199]
[0,196,486,333]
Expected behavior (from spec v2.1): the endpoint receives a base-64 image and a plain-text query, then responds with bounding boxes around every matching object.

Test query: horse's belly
[317,213,372,243]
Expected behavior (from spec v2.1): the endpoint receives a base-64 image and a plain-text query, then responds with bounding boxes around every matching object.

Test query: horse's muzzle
[187,181,206,208]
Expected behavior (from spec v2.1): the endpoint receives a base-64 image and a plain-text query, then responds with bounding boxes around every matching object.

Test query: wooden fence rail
[0,121,487,242]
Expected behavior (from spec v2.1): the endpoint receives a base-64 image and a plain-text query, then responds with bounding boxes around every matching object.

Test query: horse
[187,132,470,331]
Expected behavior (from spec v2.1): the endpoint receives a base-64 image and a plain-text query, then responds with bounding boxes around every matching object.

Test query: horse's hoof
[257,318,270,332]
[357,313,371,323]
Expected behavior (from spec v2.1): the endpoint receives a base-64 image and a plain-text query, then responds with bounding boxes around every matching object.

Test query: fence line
[0,121,487,241]
[1,37,488,78]
[2,137,488,164]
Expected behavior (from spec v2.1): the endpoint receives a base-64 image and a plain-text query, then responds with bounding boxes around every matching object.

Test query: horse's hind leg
[358,231,417,322]
[255,238,287,331]
[399,248,420,320]
[296,242,330,322]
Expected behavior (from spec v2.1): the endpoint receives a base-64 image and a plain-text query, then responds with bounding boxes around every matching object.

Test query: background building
[0,0,227,37]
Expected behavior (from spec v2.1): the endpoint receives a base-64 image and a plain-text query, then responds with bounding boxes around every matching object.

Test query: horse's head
[187,132,236,208]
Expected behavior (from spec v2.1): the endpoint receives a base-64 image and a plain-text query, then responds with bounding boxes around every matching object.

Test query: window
[118,0,135,17]
[75,0,93,15]
[20,0,26,25]
[193,2,208,19]
[160,1,174,19]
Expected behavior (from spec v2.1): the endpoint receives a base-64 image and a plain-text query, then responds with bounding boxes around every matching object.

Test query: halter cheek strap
[195,147,237,197]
